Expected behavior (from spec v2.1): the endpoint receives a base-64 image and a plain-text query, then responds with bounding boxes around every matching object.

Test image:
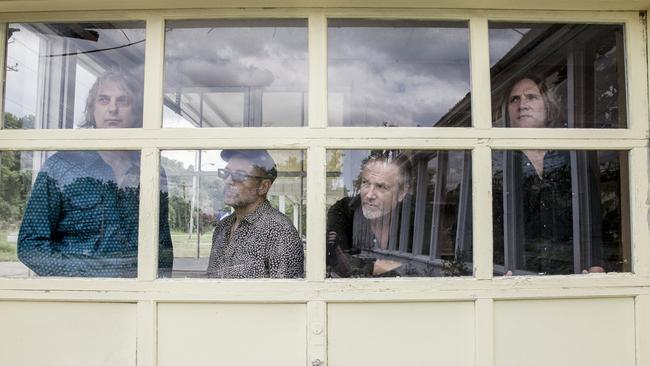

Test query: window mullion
[625,15,649,134]
[142,16,165,130]
[138,147,160,280]
[469,17,492,130]
[473,145,493,279]
[630,147,650,275]
[306,145,326,281]
[308,12,327,129]
[0,23,5,131]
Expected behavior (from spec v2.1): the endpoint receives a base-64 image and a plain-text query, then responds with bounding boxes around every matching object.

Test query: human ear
[256,179,272,196]
[397,184,409,202]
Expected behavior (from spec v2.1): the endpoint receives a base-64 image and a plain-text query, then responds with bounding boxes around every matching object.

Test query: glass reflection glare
[163,20,308,128]
[328,20,471,127]
[326,149,473,278]
[489,23,627,128]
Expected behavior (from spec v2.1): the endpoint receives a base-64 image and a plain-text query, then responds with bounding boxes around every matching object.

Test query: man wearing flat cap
[207,150,304,278]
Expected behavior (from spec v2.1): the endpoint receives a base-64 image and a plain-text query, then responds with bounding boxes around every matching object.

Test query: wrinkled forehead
[97,79,131,96]
[509,78,542,97]
[362,160,401,185]
[226,156,258,174]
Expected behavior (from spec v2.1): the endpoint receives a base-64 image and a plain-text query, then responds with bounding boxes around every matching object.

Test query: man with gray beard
[326,151,413,277]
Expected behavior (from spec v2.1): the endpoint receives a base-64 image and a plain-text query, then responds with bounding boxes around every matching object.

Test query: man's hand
[373,259,402,276]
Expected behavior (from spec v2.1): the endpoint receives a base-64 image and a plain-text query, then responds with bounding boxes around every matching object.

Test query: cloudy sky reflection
[163,20,308,127]
[328,20,471,127]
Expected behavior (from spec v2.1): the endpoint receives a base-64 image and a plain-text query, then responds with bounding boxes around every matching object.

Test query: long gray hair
[79,69,143,128]
[502,74,563,128]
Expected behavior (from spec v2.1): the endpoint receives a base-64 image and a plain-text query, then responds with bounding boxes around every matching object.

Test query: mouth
[104,119,123,126]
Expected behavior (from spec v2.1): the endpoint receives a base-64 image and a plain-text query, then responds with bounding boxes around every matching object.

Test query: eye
[96,95,110,105]
[116,96,132,107]
[509,96,520,104]
[527,93,540,100]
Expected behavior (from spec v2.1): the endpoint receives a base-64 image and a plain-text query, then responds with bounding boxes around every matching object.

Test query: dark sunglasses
[217,168,268,183]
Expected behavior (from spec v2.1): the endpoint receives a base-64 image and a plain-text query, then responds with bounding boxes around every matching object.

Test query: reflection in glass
[163,20,308,128]
[326,150,473,278]
[328,20,471,127]
[3,22,146,129]
[489,23,626,128]
[492,150,630,275]
[0,150,172,278]
[161,150,306,278]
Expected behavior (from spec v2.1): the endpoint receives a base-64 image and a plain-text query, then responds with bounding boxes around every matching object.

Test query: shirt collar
[239,199,272,225]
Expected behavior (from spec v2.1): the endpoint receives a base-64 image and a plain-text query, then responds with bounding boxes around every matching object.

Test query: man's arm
[157,169,174,277]
[326,197,355,276]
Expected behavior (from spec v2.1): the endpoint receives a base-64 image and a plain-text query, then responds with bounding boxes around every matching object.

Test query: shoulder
[40,151,101,179]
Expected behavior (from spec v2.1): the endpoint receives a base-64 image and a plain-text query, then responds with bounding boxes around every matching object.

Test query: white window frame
[0,8,647,366]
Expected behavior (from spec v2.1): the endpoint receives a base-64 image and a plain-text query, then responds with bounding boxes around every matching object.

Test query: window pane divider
[473,145,493,279]
[469,17,492,129]
[0,23,5,131]
[308,13,327,128]
[306,145,326,281]
[138,147,160,280]
[625,14,649,134]
[629,147,650,275]
[143,15,165,129]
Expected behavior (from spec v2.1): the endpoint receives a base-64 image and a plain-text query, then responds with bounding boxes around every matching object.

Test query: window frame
[0,8,647,366]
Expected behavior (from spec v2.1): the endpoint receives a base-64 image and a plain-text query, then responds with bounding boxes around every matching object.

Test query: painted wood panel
[0,301,136,366]
[157,303,307,366]
[328,302,475,366]
[495,298,635,366]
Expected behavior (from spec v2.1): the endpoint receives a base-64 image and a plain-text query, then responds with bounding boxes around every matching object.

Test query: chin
[362,206,386,220]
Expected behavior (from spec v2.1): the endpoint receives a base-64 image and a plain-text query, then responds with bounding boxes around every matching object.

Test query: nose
[364,186,377,199]
[518,97,530,110]
[107,98,118,113]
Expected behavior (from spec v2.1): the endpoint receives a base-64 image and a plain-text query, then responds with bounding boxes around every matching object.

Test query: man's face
[222,156,266,209]
[507,78,547,128]
[359,160,406,220]
[93,80,137,129]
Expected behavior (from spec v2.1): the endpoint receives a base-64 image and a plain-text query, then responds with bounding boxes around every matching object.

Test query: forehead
[362,160,401,185]
[509,78,541,96]
[96,79,129,96]
[226,156,256,172]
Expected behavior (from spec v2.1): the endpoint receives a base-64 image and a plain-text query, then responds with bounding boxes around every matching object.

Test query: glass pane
[326,149,473,278]
[0,150,171,278]
[489,23,626,128]
[492,150,630,275]
[3,22,146,129]
[163,19,308,128]
[161,149,306,278]
[328,19,471,127]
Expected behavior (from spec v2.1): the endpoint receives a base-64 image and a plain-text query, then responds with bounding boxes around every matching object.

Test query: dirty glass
[3,22,146,129]
[161,149,306,278]
[492,149,630,275]
[0,150,172,278]
[163,19,308,128]
[326,149,473,278]
[489,23,627,128]
[328,19,471,127]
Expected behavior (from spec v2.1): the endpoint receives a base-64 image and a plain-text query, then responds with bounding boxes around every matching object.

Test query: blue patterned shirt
[18,151,173,277]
